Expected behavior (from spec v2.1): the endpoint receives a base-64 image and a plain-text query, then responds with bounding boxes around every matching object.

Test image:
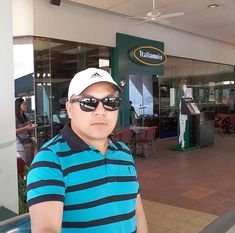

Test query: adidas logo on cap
[91,72,103,78]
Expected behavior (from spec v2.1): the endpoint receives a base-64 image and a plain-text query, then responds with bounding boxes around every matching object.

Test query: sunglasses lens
[72,97,121,112]
[103,97,121,111]
[79,98,98,112]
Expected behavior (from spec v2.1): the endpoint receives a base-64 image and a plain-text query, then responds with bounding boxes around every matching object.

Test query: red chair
[228,114,235,133]
[134,126,158,159]
[214,113,229,136]
[112,129,133,147]
[17,157,26,178]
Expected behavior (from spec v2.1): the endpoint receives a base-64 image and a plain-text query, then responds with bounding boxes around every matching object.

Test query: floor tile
[136,134,235,232]
[181,187,216,199]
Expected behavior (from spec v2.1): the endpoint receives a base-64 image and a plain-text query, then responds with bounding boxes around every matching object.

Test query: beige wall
[12,0,235,65]
[0,0,19,213]
[12,0,33,36]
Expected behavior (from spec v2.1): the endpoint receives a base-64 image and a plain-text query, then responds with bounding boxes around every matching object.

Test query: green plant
[18,165,29,215]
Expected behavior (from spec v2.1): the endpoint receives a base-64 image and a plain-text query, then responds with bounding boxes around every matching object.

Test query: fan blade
[155,18,170,24]
[137,19,154,25]
[128,16,149,20]
[160,12,184,19]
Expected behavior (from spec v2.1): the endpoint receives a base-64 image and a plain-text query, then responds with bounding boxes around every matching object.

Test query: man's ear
[66,102,72,119]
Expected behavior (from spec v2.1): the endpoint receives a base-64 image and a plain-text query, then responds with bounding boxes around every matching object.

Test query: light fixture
[208,4,219,8]
[119,78,126,89]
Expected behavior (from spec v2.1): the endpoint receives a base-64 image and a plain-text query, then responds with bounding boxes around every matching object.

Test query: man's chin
[89,129,110,138]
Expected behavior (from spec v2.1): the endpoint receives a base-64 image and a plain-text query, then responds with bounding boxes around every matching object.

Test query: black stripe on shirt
[57,147,93,157]
[27,194,64,207]
[63,159,134,176]
[27,179,65,192]
[57,149,76,157]
[66,176,137,193]
[62,210,135,228]
[108,144,131,155]
[63,159,105,176]
[107,158,134,166]
[64,193,137,210]
[47,136,65,147]
[30,161,62,170]
[38,147,52,152]
[115,142,132,154]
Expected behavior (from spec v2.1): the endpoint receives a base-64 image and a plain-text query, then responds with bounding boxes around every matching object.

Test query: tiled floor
[135,133,235,232]
[142,200,217,233]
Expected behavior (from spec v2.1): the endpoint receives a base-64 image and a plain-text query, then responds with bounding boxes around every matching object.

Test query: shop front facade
[14,34,235,143]
[113,33,235,138]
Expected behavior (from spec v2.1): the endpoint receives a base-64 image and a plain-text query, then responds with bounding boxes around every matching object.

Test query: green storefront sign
[129,46,167,66]
[111,33,166,127]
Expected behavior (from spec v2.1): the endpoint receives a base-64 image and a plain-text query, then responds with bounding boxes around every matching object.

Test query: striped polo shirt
[27,123,139,233]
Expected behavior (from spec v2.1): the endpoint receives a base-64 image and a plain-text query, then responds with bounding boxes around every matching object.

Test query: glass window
[33,37,111,146]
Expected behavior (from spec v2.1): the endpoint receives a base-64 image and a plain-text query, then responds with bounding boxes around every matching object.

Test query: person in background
[130,101,138,126]
[15,98,37,162]
[27,68,148,233]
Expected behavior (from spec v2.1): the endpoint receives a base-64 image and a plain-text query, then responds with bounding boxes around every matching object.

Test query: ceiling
[67,0,235,46]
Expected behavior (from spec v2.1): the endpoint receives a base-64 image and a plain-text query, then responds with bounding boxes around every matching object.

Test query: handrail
[0,213,29,227]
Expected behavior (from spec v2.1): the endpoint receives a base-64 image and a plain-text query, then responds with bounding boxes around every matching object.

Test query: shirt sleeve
[26,148,65,207]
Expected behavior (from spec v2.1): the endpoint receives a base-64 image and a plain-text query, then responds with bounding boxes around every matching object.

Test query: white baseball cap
[68,68,121,100]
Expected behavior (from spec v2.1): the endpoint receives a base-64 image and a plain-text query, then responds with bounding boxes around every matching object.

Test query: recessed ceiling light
[208,4,219,8]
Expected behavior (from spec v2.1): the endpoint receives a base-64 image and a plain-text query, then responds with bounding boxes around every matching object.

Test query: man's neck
[91,139,109,155]
[81,137,108,155]
[70,124,109,155]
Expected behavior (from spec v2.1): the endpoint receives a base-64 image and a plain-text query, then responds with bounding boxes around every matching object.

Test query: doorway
[129,73,178,138]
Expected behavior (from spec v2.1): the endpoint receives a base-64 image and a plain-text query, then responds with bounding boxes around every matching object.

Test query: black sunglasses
[70,96,121,112]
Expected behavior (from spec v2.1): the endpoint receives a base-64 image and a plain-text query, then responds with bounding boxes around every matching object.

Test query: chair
[214,113,229,136]
[134,126,158,159]
[112,129,133,147]
[228,114,235,133]
[17,157,26,178]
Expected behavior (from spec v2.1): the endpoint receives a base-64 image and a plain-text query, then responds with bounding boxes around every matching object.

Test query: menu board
[181,97,200,115]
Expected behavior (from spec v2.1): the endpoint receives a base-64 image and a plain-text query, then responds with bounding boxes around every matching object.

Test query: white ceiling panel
[108,0,152,16]
[68,0,128,10]
[66,0,235,45]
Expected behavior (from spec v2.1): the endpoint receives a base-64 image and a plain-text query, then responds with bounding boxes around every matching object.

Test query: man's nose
[94,101,106,113]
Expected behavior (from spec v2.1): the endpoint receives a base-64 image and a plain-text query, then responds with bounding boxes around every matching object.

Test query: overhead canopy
[15,73,34,96]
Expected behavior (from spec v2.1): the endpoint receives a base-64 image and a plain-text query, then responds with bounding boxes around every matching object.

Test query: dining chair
[134,126,158,159]
[112,129,133,147]
[17,157,26,178]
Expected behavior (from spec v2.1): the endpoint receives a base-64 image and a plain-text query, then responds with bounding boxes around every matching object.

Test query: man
[129,101,138,126]
[27,68,148,233]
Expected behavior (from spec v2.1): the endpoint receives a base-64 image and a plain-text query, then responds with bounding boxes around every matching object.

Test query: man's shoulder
[34,134,68,160]
[111,141,134,161]
[41,134,66,150]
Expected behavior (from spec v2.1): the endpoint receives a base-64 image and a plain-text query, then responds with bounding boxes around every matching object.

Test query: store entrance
[129,73,178,138]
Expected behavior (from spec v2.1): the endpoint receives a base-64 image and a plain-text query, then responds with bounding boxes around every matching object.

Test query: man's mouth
[91,122,108,126]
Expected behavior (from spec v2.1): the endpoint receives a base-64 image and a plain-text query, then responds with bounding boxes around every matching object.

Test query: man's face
[66,82,119,143]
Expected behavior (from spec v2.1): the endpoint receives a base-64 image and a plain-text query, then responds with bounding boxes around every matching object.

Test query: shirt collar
[60,123,89,152]
[60,123,117,152]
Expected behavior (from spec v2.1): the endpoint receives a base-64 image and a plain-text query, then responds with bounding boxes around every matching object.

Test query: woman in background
[15,98,37,163]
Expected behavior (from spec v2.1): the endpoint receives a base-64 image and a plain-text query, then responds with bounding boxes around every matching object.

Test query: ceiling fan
[129,0,184,24]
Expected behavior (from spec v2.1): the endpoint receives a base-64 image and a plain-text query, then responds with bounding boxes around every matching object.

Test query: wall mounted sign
[129,46,167,66]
